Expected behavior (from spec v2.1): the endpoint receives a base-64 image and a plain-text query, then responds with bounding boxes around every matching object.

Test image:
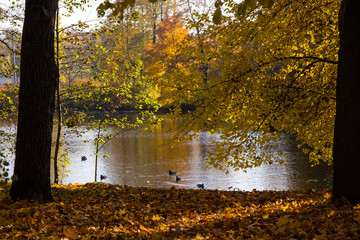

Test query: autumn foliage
[1,183,360,239]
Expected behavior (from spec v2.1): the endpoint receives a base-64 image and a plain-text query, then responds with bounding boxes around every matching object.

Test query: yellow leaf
[118,209,126,216]
[152,214,162,221]
[327,210,335,217]
[323,193,331,199]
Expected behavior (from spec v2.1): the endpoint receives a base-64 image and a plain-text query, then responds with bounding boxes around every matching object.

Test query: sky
[0,0,103,30]
[59,0,104,29]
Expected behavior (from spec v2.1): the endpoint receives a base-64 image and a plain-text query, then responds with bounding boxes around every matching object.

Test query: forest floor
[1,183,360,239]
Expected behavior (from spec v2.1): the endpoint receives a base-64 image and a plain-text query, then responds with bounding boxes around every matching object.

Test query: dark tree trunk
[10,0,58,203]
[333,0,360,205]
[153,22,157,44]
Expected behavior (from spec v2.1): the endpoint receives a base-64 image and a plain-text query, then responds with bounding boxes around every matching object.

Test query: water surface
[60,117,332,191]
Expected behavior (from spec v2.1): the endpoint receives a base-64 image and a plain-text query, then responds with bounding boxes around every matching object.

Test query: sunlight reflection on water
[60,117,332,191]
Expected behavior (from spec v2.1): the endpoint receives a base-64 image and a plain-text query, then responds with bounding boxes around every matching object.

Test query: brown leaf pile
[1,183,360,239]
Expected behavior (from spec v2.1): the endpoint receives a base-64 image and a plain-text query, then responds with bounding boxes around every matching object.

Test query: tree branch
[278,56,338,65]
[0,39,13,51]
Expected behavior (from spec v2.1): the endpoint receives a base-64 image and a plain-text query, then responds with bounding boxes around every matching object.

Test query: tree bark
[10,0,58,203]
[333,0,360,205]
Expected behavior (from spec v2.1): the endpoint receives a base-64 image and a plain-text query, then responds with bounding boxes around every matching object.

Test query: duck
[81,156,87,161]
[169,170,177,176]
[100,175,107,180]
[197,183,205,189]
[176,176,181,183]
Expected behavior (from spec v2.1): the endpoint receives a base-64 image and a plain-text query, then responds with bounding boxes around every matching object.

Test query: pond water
[59,116,332,191]
[1,116,333,191]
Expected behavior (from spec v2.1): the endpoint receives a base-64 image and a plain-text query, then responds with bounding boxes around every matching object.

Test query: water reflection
[62,117,333,191]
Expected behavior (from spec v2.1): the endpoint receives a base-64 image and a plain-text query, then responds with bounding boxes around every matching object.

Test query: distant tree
[144,14,192,107]
[10,0,58,202]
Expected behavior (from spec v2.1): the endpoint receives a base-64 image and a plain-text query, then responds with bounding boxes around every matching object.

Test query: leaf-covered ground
[1,183,360,239]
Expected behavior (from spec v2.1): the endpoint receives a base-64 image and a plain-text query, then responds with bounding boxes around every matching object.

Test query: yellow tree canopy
[153,0,340,171]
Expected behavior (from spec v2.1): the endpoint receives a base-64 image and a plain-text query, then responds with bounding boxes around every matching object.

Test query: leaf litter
[1,183,360,239]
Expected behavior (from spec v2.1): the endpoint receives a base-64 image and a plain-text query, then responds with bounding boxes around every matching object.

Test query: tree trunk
[333,0,360,205]
[10,0,58,203]
[53,8,61,184]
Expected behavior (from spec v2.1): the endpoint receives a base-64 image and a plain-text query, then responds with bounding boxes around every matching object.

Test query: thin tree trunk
[53,7,61,184]
[10,0,58,203]
[153,22,157,44]
[94,118,103,182]
[333,0,360,205]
